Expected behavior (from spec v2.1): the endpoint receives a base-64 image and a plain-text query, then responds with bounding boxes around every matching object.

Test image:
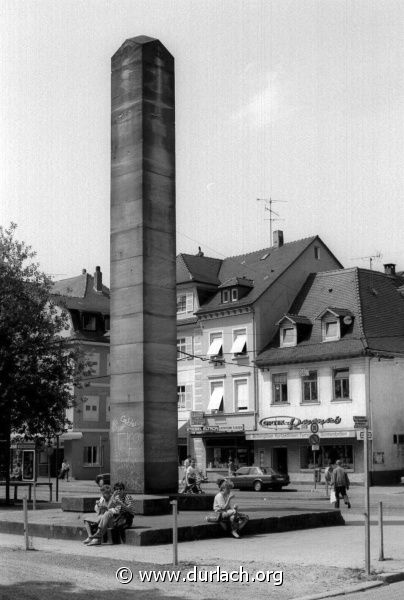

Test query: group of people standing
[83,481,136,546]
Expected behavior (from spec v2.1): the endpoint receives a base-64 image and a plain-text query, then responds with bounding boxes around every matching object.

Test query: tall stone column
[110,36,177,493]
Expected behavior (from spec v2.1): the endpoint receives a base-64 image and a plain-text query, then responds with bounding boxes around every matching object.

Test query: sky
[1,0,403,285]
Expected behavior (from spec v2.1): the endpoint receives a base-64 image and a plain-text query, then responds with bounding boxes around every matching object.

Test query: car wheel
[253,480,262,492]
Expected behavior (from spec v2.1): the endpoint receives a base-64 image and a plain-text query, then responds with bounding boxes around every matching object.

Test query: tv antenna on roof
[257,198,287,246]
[351,251,383,270]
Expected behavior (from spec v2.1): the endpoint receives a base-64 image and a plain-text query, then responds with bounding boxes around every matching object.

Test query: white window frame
[230,328,247,355]
[83,445,103,467]
[280,325,296,347]
[177,384,193,410]
[222,289,230,303]
[322,317,340,341]
[333,368,350,400]
[302,371,318,403]
[234,377,249,412]
[272,373,288,404]
[176,294,187,314]
[208,380,224,413]
[231,288,238,301]
[82,396,99,421]
[85,352,100,376]
[207,331,223,358]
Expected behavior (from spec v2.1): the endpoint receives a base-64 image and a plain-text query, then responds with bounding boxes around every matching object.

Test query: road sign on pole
[357,430,373,441]
[353,416,368,429]
[310,422,319,434]
[309,434,320,445]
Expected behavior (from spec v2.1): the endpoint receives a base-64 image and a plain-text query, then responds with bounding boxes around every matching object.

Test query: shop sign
[190,411,205,426]
[187,425,245,435]
[259,415,341,431]
[246,430,355,441]
[353,416,368,429]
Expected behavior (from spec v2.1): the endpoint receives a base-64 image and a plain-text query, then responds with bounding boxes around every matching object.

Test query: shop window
[83,445,103,467]
[206,443,254,469]
[300,444,354,470]
[230,329,247,355]
[234,378,249,411]
[273,373,288,403]
[302,371,318,403]
[333,369,350,400]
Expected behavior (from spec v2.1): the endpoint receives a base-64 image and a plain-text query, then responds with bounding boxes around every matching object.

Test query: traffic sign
[310,422,319,434]
[309,433,320,445]
[353,416,368,429]
[311,444,320,451]
[357,430,373,441]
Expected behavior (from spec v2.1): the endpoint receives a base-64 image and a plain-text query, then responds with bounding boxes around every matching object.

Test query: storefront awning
[59,431,83,441]
[207,387,223,411]
[230,335,247,354]
[178,422,188,439]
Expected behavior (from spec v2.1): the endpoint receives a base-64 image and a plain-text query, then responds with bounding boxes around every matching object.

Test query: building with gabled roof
[51,267,110,480]
[253,265,404,484]
[176,232,343,474]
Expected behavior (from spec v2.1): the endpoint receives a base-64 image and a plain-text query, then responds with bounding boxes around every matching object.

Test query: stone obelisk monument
[110,36,177,493]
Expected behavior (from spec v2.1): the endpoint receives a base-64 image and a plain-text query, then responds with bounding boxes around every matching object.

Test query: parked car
[228,466,290,492]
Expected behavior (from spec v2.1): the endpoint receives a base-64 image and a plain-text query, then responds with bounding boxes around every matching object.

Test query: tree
[0,223,89,500]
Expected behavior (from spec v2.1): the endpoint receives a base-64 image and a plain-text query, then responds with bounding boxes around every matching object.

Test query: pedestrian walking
[58,460,70,481]
[331,459,351,509]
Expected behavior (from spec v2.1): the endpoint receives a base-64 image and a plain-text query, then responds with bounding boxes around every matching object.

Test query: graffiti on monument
[111,402,143,461]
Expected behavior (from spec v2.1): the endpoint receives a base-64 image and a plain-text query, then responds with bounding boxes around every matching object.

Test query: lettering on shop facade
[259,415,342,431]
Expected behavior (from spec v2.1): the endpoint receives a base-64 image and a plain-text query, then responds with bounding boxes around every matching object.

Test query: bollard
[378,501,384,561]
[23,496,29,550]
[170,499,178,566]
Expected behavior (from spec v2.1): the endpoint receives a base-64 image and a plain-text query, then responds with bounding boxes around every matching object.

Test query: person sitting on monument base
[213,480,249,539]
[83,484,120,546]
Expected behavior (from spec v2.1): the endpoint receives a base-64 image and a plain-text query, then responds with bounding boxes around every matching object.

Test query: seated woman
[110,482,136,540]
[83,484,120,546]
[213,480,249,538]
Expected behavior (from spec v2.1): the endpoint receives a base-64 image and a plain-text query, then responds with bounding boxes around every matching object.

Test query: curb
[294,570,404,600]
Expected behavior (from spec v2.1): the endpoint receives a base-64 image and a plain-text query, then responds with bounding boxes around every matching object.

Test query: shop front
[188,414,255,476]
[246,414,364,483]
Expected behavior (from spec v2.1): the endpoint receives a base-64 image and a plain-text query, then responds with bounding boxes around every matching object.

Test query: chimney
[82,268,87,275]
[196,246,204,257]
[94,266,102,291]
[273,230,284,248]
[384,263,396,276]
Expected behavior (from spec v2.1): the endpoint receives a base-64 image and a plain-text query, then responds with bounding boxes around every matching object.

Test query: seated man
[109,482,136,541]
[83,484,120,546]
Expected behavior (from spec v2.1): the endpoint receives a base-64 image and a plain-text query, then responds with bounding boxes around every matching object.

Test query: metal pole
[171,500,178,566]
[313,451,317,490]
[56,436,59,502]
[364,429,371,575]
[23,496,29,550]
[378,501,384,561]
[32,482,36,511]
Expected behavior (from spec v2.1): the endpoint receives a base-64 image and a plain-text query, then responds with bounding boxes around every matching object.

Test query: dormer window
[222,290,230,303]
[281,326,296,347]
[231,288,238,301]
[322,318,340,341]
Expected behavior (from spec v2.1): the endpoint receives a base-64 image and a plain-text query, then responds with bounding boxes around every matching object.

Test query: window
[104,315,110,331]
[177,337,193,360]
[230,329,247,355]
[83,396,99,421]
[281,326,296,347]
[234,378,249,411]
[273,373,288,403]
[322,318,340,341]
[106,396,110,421]
[231,288,238,301]
[82,313,97,331]
[85,352,100,376]
[302,371,318,403]
[222,290,230,303]
[177,294,186,313]
[333,369,350,399]
[177,384,193,410]
[207,381,224,413]
[300,444,353,470]
[314,246,320,260]
[207,332,223,359]
[83,445,103,467]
